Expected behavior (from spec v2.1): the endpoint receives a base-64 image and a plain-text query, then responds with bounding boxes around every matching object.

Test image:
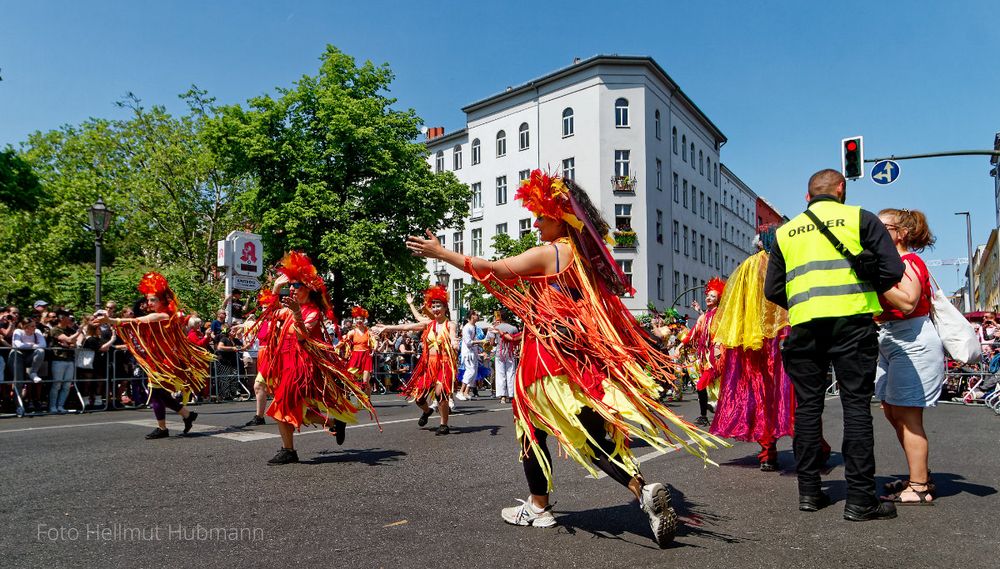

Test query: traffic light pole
[865,150,1000,163]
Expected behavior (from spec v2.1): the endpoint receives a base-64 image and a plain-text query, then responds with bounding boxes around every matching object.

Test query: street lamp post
[955,211,975,312]
[88,198,113,311]
[434,266,451,319]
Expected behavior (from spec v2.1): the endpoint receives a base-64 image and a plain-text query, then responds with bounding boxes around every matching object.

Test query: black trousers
[781,315,878,507]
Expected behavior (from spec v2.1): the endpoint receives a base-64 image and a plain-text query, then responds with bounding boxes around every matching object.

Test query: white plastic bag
[929,276,982,364]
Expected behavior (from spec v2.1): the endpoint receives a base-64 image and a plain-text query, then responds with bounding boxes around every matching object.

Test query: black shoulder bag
[803,208,880,283]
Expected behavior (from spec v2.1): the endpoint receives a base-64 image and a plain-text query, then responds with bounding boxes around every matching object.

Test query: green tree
[207,45,469,323]
[462,232,539,320]
[0,147,45,211]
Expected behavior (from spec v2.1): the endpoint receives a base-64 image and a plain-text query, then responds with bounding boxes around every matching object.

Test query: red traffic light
[846,141,857,152]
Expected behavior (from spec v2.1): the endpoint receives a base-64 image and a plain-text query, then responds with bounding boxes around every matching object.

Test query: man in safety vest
[764,169,904,521]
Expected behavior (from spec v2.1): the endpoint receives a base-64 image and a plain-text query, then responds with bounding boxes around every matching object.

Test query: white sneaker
[429,399,439,410]
[501,497,557,528]
[30,373,42,384]
[449,397,456,410]
[640,483,677,548]
[455,392,468,401]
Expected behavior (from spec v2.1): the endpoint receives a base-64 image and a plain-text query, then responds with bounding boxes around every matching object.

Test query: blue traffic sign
[871,160,900,185]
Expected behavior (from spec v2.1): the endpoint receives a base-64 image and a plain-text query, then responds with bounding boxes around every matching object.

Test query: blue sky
[2,0,998,291]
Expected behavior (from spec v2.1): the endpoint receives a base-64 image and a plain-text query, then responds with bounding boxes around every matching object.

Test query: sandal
[882,481,935,506]
[883,475,935,496]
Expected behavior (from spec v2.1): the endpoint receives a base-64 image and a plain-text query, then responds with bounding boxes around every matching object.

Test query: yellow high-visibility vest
[776,200,882,326]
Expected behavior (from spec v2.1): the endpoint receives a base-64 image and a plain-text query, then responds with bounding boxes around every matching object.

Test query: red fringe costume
[113,272,212,403]
[400,286,457,402]
[345,307,375,379]
[255,252,377,430]
[465,171,725,488]
[681,278,725,397]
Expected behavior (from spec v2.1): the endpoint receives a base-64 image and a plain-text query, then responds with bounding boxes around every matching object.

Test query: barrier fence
[0,347,470,418]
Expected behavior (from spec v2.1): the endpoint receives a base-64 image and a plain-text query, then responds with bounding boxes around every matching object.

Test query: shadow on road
[305,448,407,466]
[880,471,997,499]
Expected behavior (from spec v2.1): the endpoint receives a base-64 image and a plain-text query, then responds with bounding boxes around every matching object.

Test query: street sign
[228,231,263,277]
[231,275,261,291]
[871,160,900,185]
[216,240,228,267]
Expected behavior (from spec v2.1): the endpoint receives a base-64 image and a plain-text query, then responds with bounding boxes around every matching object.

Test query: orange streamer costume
[345,306,375,378]
[464,171,725,487]
[113,272,212,403]
[255,252,377,430]
[400,286,457,402]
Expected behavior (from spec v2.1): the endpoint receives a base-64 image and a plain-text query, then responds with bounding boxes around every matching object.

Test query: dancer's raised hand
[406,230,445,259]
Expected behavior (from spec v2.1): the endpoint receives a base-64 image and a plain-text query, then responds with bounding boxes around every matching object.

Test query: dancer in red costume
[343,306,376,396]
[255,252,376,465]
[94,272,212,439]
[373,286,457,435]
[406,170,725,548]
[681,278,725,427]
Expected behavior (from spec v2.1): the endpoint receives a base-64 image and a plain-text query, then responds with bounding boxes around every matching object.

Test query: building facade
[719,164,757,277]
[424,56,730,319]
[975,229,999,312]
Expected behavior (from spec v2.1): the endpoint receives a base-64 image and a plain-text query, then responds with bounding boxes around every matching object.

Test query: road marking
[382,520,409,528]
[587,438,697,480]
[0,420,128,435]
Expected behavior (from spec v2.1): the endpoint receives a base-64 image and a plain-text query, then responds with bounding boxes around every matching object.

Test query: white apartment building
[425,55,728,319]
[719,164,758,277]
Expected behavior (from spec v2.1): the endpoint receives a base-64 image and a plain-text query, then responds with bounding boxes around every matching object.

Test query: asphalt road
[1,394,997,569]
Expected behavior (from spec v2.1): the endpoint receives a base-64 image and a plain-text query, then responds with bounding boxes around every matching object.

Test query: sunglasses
[289,282,304,289]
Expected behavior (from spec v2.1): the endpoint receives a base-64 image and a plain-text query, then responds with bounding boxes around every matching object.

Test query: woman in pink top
[875,208,944,505]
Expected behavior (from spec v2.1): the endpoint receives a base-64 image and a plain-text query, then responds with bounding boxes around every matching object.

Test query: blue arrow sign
[871,160,900,185]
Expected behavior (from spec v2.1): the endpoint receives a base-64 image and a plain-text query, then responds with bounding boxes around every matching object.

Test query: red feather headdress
[705,277,726,298]
[514,170,585,233]
[277,251,326,293]
[351,306,369,319]
[137,271,177,314]
[423,285,448,310]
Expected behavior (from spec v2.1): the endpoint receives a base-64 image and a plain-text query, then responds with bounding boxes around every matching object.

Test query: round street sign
[871,160,900,185]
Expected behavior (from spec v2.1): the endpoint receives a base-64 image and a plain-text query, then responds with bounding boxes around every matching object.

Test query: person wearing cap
[33,300,48,318]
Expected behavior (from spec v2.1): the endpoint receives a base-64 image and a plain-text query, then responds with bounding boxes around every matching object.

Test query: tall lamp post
[89,198,113,311]
[434,265,450,318]
[955,211,975,312]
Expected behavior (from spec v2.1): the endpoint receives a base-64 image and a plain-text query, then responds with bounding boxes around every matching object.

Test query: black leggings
[522,407,635,495]
[697,388,710,417]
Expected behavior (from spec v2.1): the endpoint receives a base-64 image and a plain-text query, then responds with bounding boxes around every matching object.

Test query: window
[435,151,444,173]
[496,223,507,236]
[614,150,630,177]
[518,122,530,151]
[673,271,680,299]
[496,130,506,157]
[471,138,481,165]
[656,159,662,190]
[656,210,663,243]
[519,218,531,238]
[707,238,712,263]
[724,222,728,240]
[672,127,678,154]
[617,260,633,295]
[683,226,689,256]
[715,203,719,226]
[690,143,695,165]
[707,197,713,223]
[699,191,705,218]
[673,173,679,203]
[615,97,629,127]
[453,145,462,170]
[691,185,697,213]
[519,169,530,183]
[673,221,679,252]
[715,165,719,186]
[452,279,463,311]
[495,176,507,205]
[705,157,711,179]
[472,228,483,257]
[471,182,483,212]
[657,264,664,300]
[562,157,575,180]
[615,204,632,230]
[692,230,698,259]
[683,180,689,208]
[682,135,687,161]
[715,242,721,269]
[683,274,690,300]
[437,234,446,247]
[654,109,661,139]
[699,150,704,175]
[453,232,464,254]
[562,107,574,137]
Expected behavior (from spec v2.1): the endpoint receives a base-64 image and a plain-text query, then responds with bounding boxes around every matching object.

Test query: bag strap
[803,208,858,261]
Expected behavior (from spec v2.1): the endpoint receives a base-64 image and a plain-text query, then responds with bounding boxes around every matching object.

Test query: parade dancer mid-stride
[256,252,377,465]
[374,286,458,435]
[406,170,725,548]
[95,272,212,440]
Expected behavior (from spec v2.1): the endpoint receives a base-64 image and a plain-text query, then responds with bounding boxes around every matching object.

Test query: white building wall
[425,58,726,320]
[720,164,758,277]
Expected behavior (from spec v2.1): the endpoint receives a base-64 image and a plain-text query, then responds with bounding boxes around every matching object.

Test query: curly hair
[879,208,935,252]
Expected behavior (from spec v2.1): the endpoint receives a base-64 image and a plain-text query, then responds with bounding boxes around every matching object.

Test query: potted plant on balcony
[613,229,638,248]
[611,175,638,192]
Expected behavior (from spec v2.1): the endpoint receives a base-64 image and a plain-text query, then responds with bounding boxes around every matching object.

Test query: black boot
[145,428,169,440]
[267,448,299,465]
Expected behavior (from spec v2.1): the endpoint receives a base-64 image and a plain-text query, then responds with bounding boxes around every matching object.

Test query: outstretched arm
[406,293,431,322]
[407,230,556,280]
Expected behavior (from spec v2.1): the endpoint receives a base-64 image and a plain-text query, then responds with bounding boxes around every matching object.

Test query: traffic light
[842,136,864,179]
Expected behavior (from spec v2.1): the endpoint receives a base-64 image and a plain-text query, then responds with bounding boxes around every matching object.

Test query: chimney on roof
[573,57,581,64]
[425,127,445,140]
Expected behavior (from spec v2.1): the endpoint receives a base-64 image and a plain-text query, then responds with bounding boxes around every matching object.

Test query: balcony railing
[611,175,637,193]
[613,229,637,248]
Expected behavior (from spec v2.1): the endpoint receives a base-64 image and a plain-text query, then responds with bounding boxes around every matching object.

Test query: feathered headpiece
[277,251,326,293]
[423,284,449,310]
[515,169,633,297]
[351,306,368,319]
[137,271,177,314]
[257,289,278,309]
[705,277,726,298]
